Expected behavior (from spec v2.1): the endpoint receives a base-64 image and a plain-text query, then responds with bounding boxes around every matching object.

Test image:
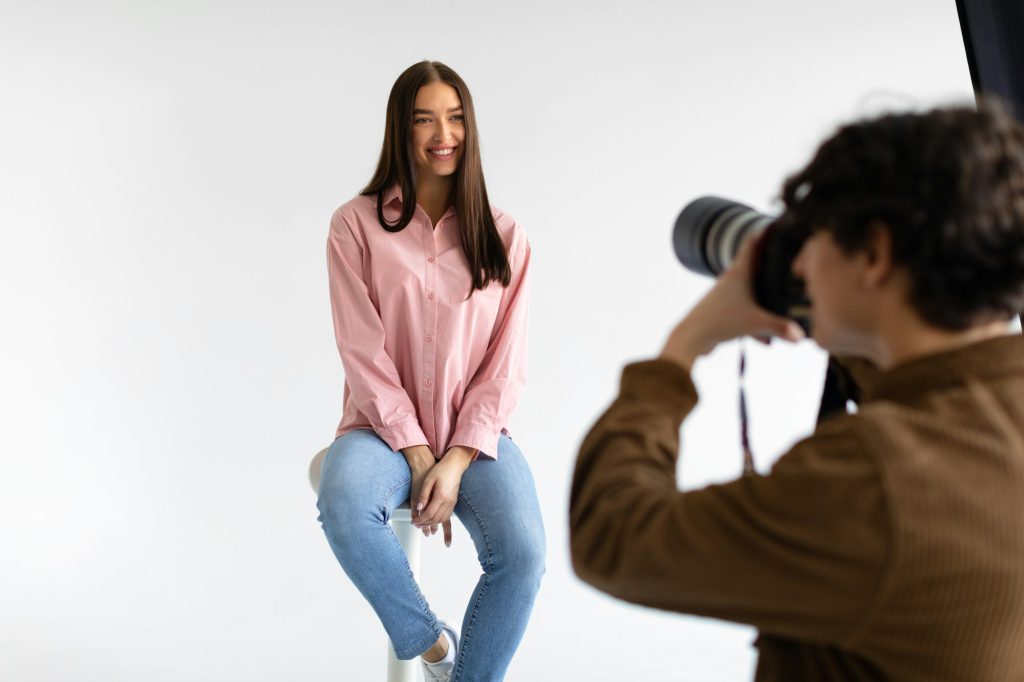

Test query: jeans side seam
[452,491,494,681]
[382,470,436,658]
[382,475,412,520]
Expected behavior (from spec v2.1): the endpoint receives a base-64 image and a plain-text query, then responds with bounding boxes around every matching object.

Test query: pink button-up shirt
[327,185,530,460]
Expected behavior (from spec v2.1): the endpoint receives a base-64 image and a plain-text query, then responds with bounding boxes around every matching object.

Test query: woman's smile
[428,145,458,160]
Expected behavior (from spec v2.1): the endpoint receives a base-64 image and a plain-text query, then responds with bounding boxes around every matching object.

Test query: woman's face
[411,81,465,180]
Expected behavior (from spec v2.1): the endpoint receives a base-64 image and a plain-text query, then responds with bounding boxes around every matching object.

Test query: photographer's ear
[860,220,895,289]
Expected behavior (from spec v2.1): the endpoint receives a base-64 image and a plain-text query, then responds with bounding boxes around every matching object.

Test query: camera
[673,196,811,331]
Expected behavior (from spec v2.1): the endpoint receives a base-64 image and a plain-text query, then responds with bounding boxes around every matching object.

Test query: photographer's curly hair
[781,100,1024,330]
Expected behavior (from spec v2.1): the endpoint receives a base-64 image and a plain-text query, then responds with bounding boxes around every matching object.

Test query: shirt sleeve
[569,359,889,645]
[448,225,531,460]
[327,209,428,452]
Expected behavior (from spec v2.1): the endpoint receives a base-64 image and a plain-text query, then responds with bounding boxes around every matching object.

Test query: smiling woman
[361,61,511,293]
[315,61,544,682]
[412,84,464,171]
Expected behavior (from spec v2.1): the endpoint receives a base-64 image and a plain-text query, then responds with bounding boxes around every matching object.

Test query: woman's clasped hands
[404,445,476,547]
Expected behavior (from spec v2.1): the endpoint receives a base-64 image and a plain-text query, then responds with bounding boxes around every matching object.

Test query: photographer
[570,103,1024,680]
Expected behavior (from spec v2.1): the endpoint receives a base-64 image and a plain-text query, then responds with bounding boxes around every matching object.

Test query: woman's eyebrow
[413,106,464,115]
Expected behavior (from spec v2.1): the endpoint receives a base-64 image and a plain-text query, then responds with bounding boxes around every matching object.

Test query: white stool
[310,447,424,682]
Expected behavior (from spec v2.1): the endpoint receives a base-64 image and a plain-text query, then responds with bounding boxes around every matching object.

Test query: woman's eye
[451,114,464,122]
[414,117,431,124]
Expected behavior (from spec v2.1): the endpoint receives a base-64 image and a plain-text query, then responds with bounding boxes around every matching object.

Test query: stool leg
[392,510,421,581]
[386,511,423,682]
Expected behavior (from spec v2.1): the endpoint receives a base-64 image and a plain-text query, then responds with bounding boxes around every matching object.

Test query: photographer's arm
[569,361,888,642]
[659,236,805,371]
[570,238,884,642]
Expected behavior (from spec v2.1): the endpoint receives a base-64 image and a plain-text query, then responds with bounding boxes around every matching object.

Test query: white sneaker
[421,621,459,682]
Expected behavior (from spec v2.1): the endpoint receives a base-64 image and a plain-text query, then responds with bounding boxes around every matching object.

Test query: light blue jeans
[316,429,545,682]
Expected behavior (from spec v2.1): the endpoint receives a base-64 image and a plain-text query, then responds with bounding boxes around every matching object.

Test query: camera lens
[673,196,774,276]
[674,195,810,328]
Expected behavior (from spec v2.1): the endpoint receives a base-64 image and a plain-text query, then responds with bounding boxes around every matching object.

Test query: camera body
[673,196,811,331]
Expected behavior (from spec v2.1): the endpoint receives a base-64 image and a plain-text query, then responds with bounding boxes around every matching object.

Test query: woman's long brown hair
[361,61,511,291]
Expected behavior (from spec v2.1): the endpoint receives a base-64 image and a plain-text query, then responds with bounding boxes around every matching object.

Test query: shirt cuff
[376,418,429,453]
[450,423,500,460]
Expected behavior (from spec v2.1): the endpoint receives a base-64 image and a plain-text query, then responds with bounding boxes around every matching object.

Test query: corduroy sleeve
[570,359,889,644]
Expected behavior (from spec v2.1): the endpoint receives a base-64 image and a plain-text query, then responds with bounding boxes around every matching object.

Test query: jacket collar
[864,333,1024,403]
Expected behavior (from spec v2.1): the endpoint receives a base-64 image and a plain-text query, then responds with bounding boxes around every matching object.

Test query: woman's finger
[415,508,439,527]
[443,520,453,547]
[418,494,453,526]
[416,477,435,516]
[416,500,457,529]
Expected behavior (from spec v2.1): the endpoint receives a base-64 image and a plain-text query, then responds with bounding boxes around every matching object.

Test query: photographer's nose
[792,242,809,279]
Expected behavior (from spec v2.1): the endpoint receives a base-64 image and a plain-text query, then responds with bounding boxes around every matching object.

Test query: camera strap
[739,341,755,477]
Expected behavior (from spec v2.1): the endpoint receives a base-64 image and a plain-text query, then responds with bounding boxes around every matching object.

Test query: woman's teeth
[430,147,455,158]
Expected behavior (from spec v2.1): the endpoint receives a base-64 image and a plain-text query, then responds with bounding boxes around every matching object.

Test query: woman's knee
[494,530,546,584]
[316,432,396,533]
[317,481,373,528]
[317,487,382,558]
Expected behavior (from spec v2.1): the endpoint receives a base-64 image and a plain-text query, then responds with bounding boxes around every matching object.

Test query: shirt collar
[381,183,404,208]
[864,333,1024,404]
[378,183,459,225]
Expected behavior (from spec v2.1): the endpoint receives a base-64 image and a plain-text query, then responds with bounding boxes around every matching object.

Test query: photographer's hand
[661,236,804,370]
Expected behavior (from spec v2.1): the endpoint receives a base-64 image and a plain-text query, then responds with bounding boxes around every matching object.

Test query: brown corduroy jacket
[570,334,1024,681]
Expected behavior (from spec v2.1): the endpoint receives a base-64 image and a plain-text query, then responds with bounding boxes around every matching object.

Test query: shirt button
[427,256,435,263]
[425,336,433,343]
[424,379,433,388]
[427,292,435,300]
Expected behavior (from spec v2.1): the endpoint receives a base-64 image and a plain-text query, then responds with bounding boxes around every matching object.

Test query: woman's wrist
[401,444,435,472]
[442,446,476,473]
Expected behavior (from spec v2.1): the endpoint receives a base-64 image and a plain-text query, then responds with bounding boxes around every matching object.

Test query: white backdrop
[1,1,972,680]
